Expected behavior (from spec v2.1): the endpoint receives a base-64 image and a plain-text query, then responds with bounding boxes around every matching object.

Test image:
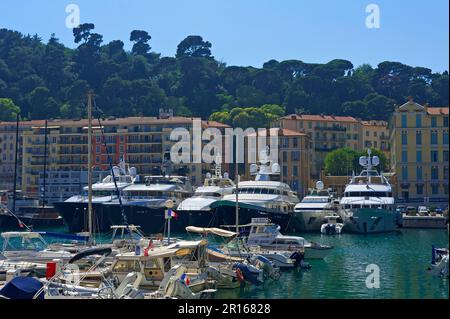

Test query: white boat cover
[185,226,237,238]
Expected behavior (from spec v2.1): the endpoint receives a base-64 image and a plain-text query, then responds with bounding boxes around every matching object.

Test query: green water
[216,229,449,299]
[2,227,448,299]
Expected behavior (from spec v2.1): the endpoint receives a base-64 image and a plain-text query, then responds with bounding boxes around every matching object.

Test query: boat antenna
[235,145,239,235]
[93,98,130,232]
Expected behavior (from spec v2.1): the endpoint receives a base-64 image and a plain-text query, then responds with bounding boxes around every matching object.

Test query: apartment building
[361,120,390,162]
[389,98,449,205]
[272,114,361,178]
[0,120,45,191]
[19,114,230,200]
[243,128,312,198]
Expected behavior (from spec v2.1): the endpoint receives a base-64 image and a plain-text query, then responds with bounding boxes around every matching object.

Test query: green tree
[176,35,213,58]
[324,148,388,176]
[0,98,20,120]
[130,30,151,57]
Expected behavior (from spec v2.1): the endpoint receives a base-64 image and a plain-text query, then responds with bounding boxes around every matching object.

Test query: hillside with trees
[0,24,448,126]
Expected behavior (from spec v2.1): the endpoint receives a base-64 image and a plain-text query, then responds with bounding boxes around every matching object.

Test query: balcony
[314,126,346,132]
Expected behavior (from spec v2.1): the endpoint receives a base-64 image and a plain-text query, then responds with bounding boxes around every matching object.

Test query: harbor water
[1,228,448,299]
[216,229,449,299]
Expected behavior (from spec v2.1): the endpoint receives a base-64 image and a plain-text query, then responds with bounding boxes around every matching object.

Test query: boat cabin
[111,240,208,291]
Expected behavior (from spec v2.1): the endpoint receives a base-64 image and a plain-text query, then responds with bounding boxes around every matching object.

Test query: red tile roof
[280,114,358,123]
[427,107,449,115]
[361,120,388,126]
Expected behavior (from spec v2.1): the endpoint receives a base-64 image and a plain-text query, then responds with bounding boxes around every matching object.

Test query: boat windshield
[301,197,329,203]
[3,236,47,251]
[233,188,280,195]
[193,192,222,197]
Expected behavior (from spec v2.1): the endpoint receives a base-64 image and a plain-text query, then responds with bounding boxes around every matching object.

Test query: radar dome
[249,164,258,175]
[372,156,380,166]
[271,163,280,174]
[316,181,324,190]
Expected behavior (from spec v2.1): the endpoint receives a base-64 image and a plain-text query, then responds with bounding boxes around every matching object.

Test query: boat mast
[12,113,19,215]
[235,146,239,234]
[87,91,94,245]
[42,120,48,208]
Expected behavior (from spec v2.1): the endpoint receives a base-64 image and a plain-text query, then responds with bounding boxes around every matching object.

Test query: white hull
[342,208,396,233]
[294,210,336,232]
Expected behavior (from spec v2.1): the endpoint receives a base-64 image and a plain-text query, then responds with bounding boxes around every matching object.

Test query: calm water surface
[2,227,448,299]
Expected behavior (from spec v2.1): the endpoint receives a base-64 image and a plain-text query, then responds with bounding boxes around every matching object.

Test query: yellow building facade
[243,128,312,198]
[272,114,361,178]
[389,98,449,205]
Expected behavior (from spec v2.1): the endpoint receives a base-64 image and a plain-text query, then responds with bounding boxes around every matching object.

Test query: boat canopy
[185,226,237,238]
[116,240,207,260]
[1,232,43,239]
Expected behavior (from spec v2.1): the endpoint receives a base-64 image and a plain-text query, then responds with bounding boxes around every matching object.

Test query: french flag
[167,209,178,219]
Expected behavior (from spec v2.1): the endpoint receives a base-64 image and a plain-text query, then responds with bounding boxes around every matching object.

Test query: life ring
[235,268,245,282]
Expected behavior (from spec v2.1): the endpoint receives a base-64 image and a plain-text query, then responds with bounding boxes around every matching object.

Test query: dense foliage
[324,148,388,176]
[0,25,448,124]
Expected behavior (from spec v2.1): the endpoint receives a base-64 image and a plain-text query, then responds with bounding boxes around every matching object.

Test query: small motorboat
[320,213,344,235]
[428,245,448,278]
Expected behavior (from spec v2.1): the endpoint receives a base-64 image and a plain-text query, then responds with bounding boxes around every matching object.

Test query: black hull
[0,213,65,230]
[54,200,298,235]
[53,201,123,233]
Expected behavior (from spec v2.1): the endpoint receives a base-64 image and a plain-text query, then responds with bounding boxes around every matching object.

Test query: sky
[0,0,448,72]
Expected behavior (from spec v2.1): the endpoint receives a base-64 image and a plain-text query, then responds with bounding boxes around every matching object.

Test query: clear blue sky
[0,0,448,72]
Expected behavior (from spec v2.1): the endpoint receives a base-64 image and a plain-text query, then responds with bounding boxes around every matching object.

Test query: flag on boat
[165,209,178,219]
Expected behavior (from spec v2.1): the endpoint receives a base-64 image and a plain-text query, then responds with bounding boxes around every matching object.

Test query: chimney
[407,96,414,103]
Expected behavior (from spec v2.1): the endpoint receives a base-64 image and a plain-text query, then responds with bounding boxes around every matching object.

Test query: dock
[401,214,448,229]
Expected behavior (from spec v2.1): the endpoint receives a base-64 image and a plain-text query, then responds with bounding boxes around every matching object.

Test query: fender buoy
[235,268,245,282]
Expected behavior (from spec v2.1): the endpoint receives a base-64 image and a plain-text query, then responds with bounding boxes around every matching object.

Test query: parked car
[396,205,406,213]
[406,206,416,216]
[435,208,443,215]
[418,206,429,216]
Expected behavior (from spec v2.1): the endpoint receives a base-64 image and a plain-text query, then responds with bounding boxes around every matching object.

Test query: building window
[308,122,312,129]
[444,151,449,162]
[431,131,438,145]
[416,150,422,163]
[402,150,408,163]
[401,166,408,180]
[293,165,298,177]
[431,166,439,180]
[282,166,288,176]
[416,185,423,195]
[443,132,449,145]
[431,150,438,162]
[444,117,449,127]
[416,166,423,180]
[401,114,407,128]
[291,151,300,161]
[401,131,407,145]
[293,138,298,148]
[444,167,449,180]
[366,131,369,137]
[431,117,437,127]
[431,184,439,195]
[416,131,422,145]
[282,151,287,162]
[416,114,422,128]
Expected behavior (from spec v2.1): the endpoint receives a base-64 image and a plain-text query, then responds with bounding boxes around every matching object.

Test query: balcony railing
[314,126,346,131]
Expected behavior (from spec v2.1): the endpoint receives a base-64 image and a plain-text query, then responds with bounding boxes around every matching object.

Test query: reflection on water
[214,229,449,299]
